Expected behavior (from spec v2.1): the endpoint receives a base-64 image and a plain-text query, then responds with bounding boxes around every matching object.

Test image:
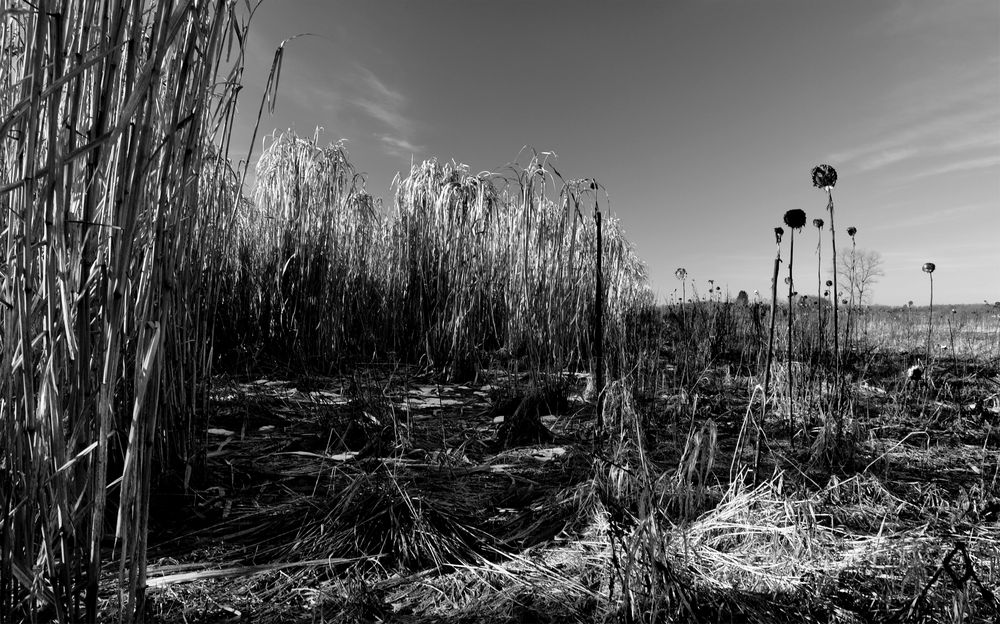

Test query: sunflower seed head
[811,164,838,189]
[922,262,936,274]
[783,209,807,230]
[774,227,784,244]
[813,218,824,229]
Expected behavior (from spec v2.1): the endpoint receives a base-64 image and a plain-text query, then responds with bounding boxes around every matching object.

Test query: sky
[231,0,1000,306]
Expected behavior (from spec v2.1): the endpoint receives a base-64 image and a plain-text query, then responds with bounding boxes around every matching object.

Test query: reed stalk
[1,2,246,621]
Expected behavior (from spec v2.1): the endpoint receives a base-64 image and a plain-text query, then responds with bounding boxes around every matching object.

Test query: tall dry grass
[0,1,247,621]
[217,134,653,376]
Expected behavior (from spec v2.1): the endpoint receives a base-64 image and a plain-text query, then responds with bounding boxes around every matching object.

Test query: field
[2,3,999,624]
[122,300,999,624]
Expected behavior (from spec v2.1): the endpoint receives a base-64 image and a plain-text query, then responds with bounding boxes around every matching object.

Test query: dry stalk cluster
[0,2,249,621]
[217,133,653,375]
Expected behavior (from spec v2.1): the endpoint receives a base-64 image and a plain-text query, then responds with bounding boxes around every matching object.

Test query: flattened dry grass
[116,363,1000,623]
[272,468,494,571]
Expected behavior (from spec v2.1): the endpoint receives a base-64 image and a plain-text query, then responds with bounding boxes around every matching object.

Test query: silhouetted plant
[813,218,825,351]
[756,226,784,479]
[846,226,858,351]
[783,209,806,443]
[812,165,842,381]
[923,262,936,361]
[675,267,688,324]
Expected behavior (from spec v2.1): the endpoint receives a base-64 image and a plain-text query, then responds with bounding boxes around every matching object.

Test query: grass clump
[218,137,651,377]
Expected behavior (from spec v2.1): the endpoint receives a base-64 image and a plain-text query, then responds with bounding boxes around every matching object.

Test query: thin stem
[827,189,841,402]
[787,229,795,446]
[595,205,604,434]
[757,248,782,482]
[816,228,823,354]
[926,275,934,363]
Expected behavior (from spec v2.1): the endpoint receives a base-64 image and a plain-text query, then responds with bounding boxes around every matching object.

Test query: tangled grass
[217,132,652,375]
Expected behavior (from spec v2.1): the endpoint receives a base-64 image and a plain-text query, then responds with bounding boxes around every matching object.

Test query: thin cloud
[906,154,1000,180]
[828,60,999,175]
[379,135,421,158]
[269,63,424,159]
[855,148,918,172]
[828,98,998,171]
[877,203,989,231]
[350,65,423,158]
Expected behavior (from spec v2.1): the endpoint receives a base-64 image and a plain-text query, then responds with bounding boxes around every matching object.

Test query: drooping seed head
[847,226,857,237]
[922,262,936,274]
[774,227,784,244]
[783,209,807,230]
[675,267,687,280]
[813,218,824,229]
[811,164,838,189]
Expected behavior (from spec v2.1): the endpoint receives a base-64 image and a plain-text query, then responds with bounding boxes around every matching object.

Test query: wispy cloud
[871,203,989,231]
[350,66,423,158]
[827,45,999,178]
[907,154,1000,180]
[828,87,999,174]
[854,148,918,172]
[378,134,421,157]
[261,62,423,159]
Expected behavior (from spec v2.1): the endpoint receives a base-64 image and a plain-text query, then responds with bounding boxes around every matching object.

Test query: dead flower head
[783,209,807,230]
[811,164,838,189]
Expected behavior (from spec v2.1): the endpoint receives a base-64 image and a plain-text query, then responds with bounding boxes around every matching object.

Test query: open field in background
[1,2,998,623]
[860,306,1000,361]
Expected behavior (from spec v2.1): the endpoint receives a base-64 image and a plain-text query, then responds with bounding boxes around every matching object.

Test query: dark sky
[232,0,1000,304]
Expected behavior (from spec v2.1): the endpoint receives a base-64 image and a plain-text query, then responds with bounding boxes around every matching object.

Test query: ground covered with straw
[120,341,999,623]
